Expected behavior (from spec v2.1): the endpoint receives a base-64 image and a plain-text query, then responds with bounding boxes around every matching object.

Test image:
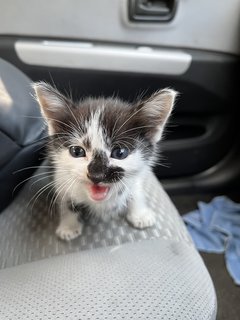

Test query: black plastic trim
[129,0,178,23]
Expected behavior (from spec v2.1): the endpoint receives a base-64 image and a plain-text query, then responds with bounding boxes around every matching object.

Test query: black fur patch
[46,96,158,163]
[87,150,124,184]
[67,201,91,222]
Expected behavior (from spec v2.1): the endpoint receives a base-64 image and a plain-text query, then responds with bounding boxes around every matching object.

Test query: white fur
[86,109,106,150]
[56,209,83,241]
[126,167,156,228]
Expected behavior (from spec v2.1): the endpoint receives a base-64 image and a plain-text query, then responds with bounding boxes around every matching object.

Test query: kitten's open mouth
[88,184,110,201]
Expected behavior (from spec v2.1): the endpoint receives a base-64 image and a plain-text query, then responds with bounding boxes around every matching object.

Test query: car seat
[0,58,217,320]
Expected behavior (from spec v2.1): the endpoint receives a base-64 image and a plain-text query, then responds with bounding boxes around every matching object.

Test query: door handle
[129,0,178,22]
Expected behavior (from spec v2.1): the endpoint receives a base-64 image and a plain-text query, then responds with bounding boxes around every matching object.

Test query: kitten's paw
[56,222,83,241]
[127,209,156,229]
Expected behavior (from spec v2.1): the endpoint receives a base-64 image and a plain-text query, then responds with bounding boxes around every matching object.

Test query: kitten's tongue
[88,184,109,201]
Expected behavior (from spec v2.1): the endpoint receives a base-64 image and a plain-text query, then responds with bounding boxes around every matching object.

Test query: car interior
[0,1,239,319]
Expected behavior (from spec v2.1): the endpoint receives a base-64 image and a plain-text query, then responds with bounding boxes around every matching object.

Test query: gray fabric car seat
[0,58,217,319]
[0,165,217,319]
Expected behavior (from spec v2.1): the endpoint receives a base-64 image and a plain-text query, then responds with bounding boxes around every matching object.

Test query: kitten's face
[34,83,177,202]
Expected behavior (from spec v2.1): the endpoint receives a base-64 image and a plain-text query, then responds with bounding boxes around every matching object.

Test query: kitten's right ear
[32,82,70,135]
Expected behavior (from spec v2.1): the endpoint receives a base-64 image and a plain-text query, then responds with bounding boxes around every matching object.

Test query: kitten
[33,82,177,241]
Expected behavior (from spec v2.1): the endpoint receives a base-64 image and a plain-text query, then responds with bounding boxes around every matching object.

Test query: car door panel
[0,0,239,192]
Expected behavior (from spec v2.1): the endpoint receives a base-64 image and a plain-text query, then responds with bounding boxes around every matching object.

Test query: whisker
[27,180,57,212]
[60,177,77,214]
[116,125,155,138]
[13,165,70,174]
[12,170,55,195]
[26,172,73,212]
[113,106,144,137]
[13,165,53,174]
[50,176,74,215]
[22,115,78,133]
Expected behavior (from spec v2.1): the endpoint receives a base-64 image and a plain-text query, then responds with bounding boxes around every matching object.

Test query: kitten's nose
[87,152,108,184]
[87,173,105,184]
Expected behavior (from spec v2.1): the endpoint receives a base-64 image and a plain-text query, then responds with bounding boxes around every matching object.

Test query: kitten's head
[33,82,177,202]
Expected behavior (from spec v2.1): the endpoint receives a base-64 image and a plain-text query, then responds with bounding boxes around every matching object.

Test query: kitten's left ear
[139,88,178,143]
[32,82,72,135]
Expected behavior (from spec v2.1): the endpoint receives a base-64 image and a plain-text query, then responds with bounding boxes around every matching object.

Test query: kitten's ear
[32,82,71,135]
[139,88,178,143]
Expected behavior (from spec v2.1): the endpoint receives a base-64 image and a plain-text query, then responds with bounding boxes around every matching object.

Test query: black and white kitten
[33,83,177,241]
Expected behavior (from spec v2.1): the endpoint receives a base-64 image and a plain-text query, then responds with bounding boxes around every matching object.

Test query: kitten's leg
[126,179,156,229]
[56,203,83,241]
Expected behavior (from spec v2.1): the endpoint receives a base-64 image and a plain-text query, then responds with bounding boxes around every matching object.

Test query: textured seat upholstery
[0,58,217,319]
[0,239,217,320]
[0,165,217,319]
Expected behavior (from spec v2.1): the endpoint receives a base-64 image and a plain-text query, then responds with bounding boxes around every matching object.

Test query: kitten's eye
[69,146,86,158]
[111,147,129,160]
